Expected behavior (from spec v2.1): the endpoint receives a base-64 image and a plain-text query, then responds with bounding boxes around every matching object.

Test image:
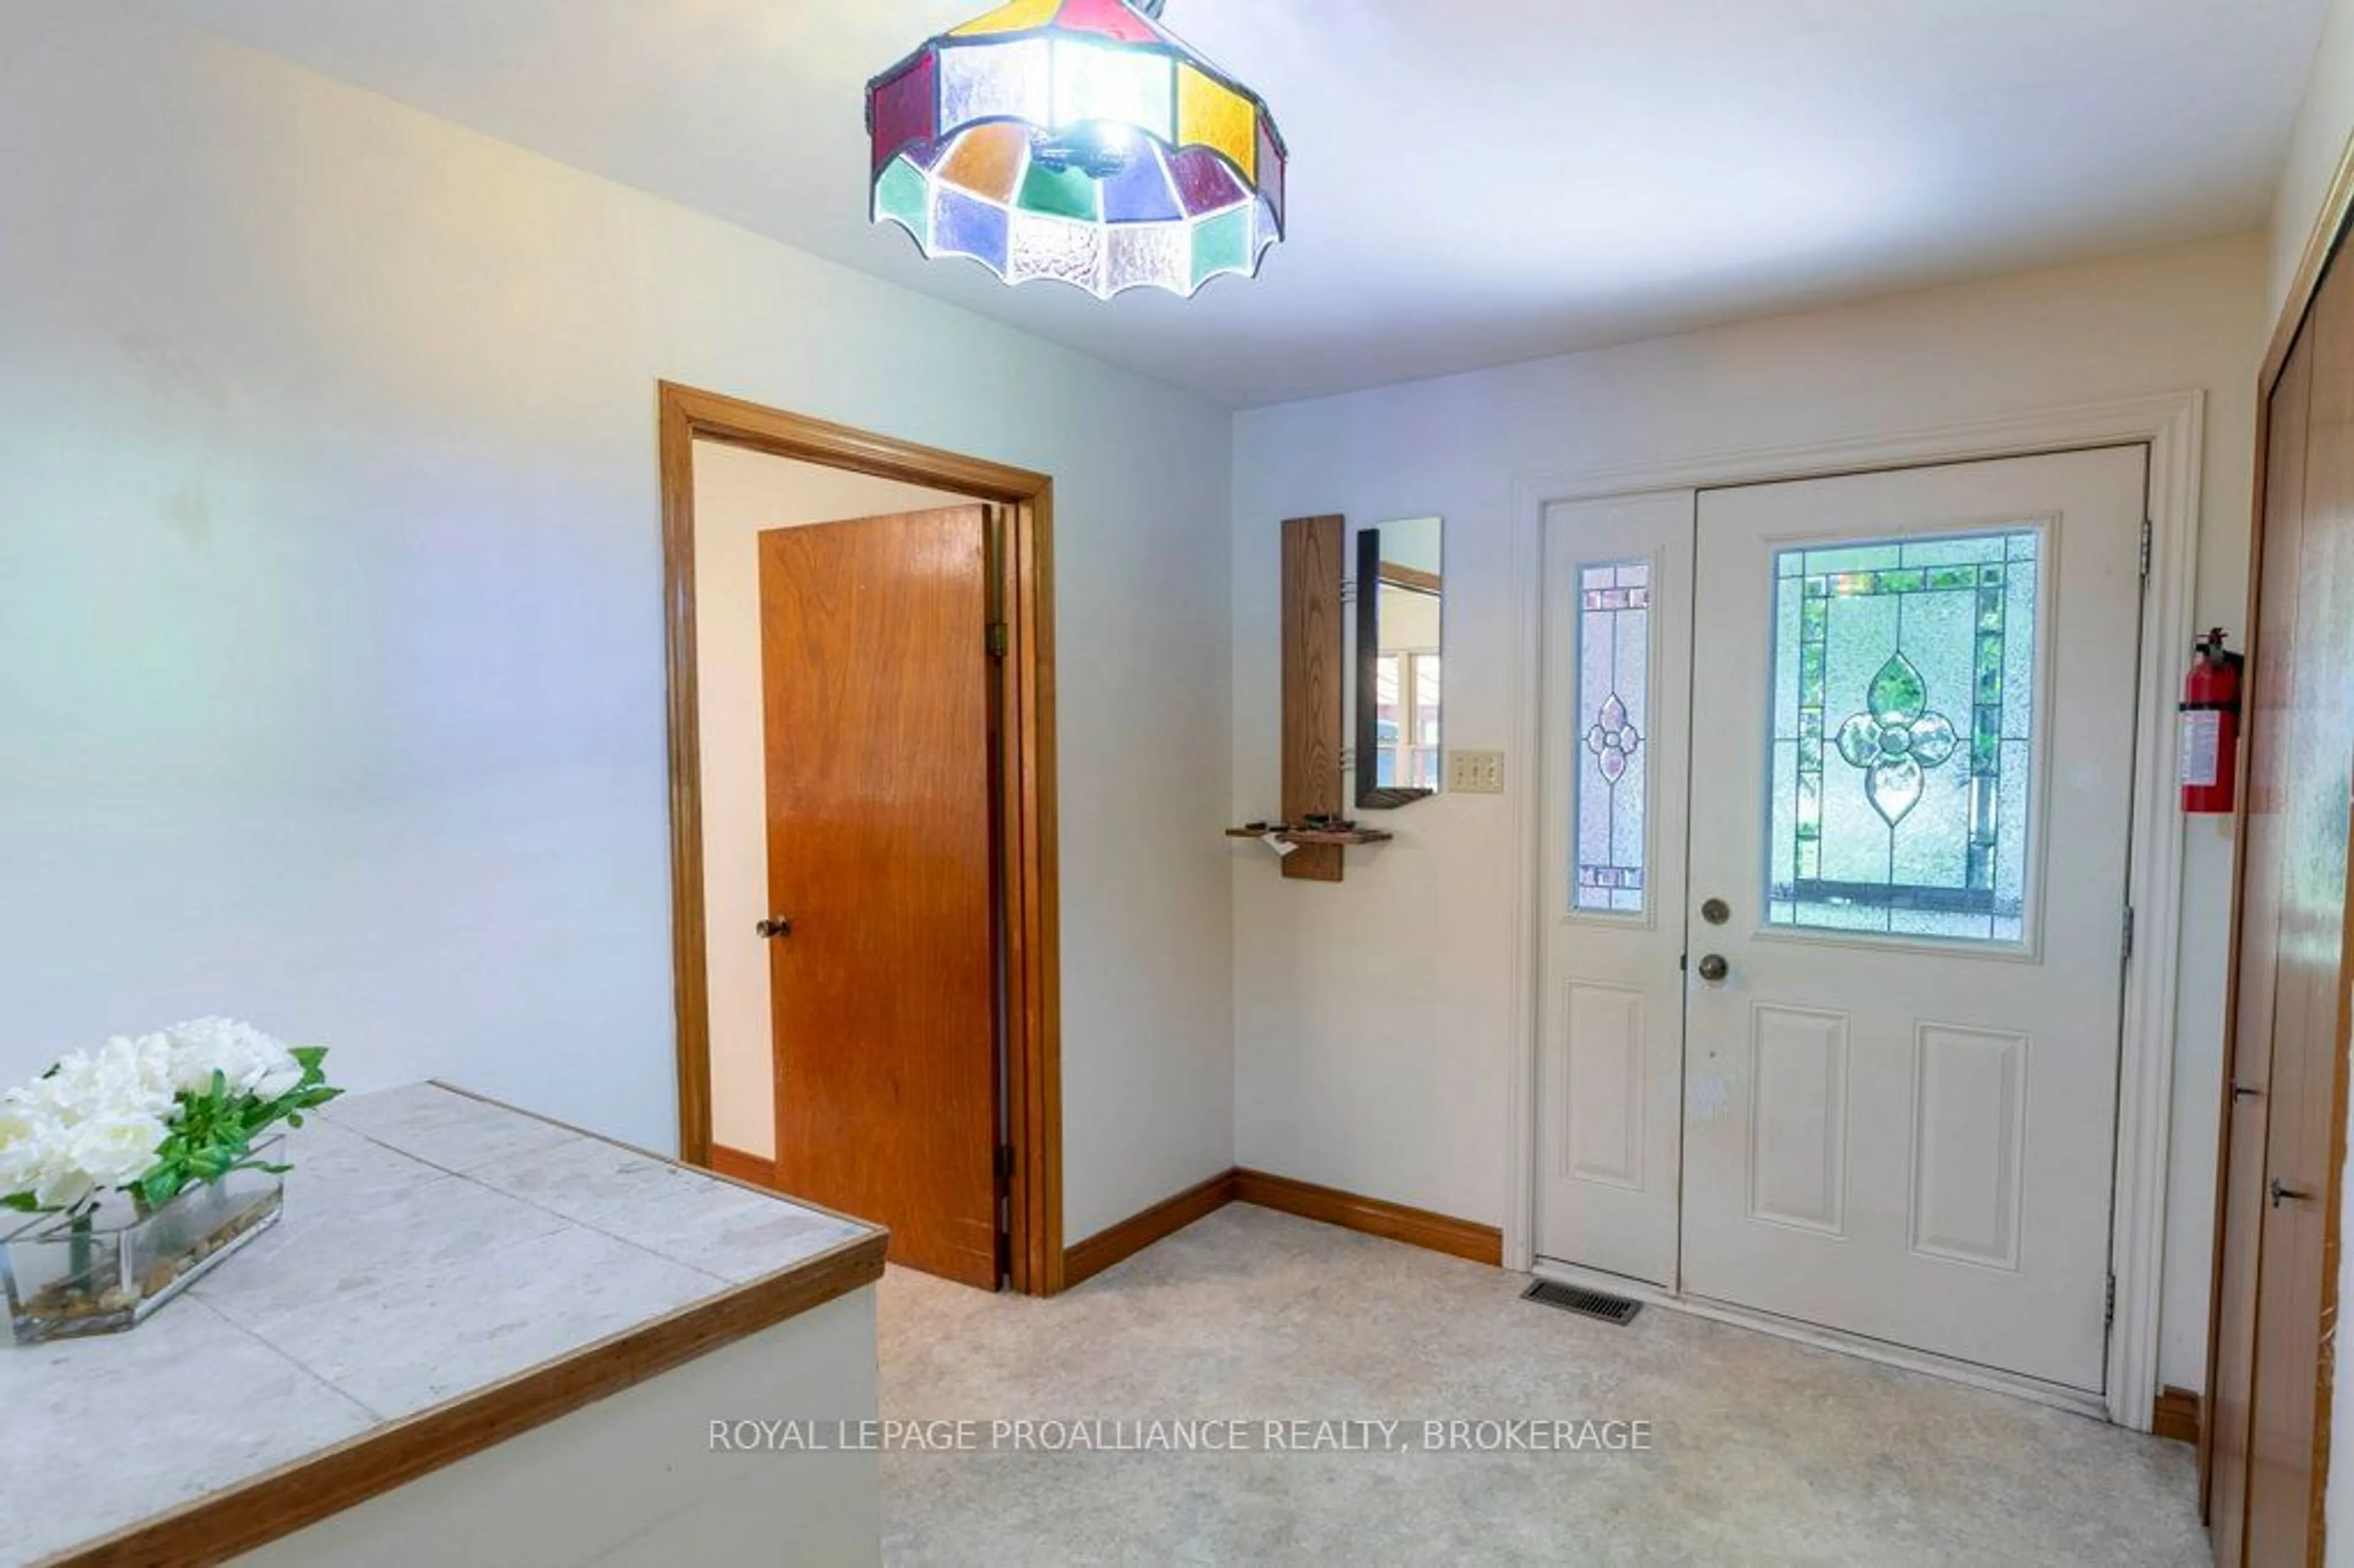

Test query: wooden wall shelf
[1239,515,1392,878]
[1280,515,1348,881]
[1227,826,1395,848]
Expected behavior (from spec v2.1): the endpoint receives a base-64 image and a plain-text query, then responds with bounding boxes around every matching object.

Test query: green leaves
[1,1027,351,1221]
[131,1047,344,1211]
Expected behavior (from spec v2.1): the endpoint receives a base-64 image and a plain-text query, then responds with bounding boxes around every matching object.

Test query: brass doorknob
[1696,954,1729,983]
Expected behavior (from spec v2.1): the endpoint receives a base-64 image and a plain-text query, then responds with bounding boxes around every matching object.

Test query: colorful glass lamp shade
[866,0,1288,299]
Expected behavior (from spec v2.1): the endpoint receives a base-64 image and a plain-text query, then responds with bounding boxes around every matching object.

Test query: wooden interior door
[758,505,1002,1289]
[2209,247,2354,1566]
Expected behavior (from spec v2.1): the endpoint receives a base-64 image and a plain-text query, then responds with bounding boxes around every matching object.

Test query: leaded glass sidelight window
[1574,561,1651,915]
[1766,530,2041,943]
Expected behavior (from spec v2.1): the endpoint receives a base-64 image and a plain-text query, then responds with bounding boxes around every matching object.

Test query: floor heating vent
[1523,1280,1643,1326]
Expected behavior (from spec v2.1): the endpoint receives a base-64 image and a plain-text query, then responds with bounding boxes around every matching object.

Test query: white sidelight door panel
[1536,492,1696,1287]
[1680,447,2146,1393]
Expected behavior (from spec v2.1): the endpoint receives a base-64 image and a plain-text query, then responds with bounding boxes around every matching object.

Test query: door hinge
[2121,905,2136,966]
[987,622,1010,658]
[994,1144,1015,1185]
[2106,1273,2117,1331]
[2139,519,2154,582]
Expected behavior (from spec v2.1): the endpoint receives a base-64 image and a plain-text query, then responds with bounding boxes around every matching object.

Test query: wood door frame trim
[658,382,1065,1297]
[709,1144,781,1190]
[1504,390,2207,1434]
[2263,128,2354,397]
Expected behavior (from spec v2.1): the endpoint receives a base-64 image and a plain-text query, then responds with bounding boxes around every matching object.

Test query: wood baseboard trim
[2154,1386,2201,1446]
[1232,1168,1504,1267]
[709,1144,780,1190]
[1063,1171,1237,1287]
[1062,1169,1506,1284]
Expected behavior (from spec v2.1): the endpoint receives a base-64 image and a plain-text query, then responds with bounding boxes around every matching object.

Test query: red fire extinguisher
[2179,628,2244,815]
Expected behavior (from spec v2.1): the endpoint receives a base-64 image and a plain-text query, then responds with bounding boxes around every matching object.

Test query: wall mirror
[1355,517,1446,809]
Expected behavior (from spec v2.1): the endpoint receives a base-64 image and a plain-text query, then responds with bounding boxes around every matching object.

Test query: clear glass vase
[2,1137,285,1345]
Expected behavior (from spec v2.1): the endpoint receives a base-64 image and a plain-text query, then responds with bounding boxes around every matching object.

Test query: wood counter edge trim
[2154,1386,2202,1447]
[1062,1168,1504,1284]
[47,1231,889,1568]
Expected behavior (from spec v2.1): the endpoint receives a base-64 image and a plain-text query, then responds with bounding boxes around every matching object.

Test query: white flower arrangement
[0,1021,340,1219]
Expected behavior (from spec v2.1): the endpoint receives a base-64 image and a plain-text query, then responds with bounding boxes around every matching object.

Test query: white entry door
[1538,447,2147,1395]
[1536,492,1695,1287]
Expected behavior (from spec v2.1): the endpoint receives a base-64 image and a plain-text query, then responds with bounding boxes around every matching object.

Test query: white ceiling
[145,0,2325,408]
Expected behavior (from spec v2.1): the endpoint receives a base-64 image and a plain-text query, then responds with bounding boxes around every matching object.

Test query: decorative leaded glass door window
[1573,560,1653,915]
[1766,529,2043,943]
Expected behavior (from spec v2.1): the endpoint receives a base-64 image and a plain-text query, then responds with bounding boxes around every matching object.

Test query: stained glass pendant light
[866,0,1287,299]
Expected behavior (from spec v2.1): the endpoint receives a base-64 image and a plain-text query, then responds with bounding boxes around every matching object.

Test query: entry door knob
[756,917,794,940]
[1696,954,1729,983]
[2272,1178,2311,1209]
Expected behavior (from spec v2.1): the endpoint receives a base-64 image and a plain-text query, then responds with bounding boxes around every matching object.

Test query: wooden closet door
[2210,327,2311,1566]
[2218,246,2354,1567]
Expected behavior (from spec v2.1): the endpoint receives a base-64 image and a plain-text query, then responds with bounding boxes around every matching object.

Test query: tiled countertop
[0,1084,883,1567]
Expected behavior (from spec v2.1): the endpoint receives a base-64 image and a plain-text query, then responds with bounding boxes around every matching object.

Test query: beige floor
[878,1204,2205,1567]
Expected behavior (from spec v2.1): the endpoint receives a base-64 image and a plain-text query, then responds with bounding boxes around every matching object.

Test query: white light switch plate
[1447,750,1506,794]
